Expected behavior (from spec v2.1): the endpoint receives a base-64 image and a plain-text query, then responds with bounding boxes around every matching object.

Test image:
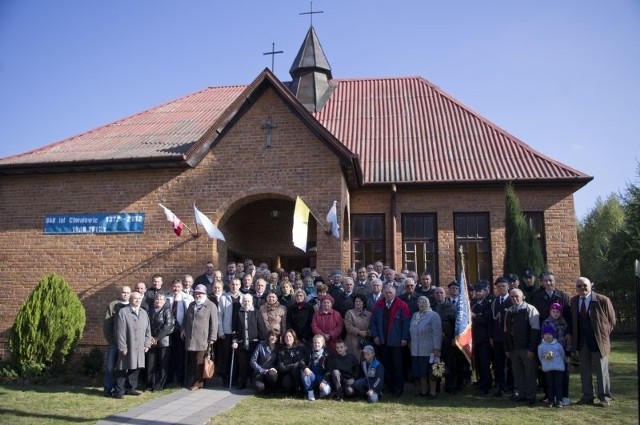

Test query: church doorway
[224,197,316,271]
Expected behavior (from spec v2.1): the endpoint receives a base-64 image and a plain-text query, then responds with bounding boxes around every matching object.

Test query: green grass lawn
[0,384,176,424]
[207,337,639,425]
[0,338,637,425]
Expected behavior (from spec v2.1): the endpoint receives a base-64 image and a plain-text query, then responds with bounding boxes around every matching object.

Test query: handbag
[203,344,215,379]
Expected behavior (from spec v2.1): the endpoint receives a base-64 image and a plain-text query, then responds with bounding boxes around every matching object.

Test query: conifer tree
[503,183,545,278]
[9,273,86,375]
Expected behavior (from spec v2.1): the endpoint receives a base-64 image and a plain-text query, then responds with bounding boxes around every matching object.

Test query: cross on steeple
[263,42,283,73]
[261,117,277,148]
[299,1,323,26]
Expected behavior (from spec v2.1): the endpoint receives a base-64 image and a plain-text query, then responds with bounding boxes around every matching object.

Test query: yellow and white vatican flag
[292,196,310,252]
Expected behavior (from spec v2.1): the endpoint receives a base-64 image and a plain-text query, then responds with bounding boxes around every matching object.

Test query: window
[402,214,437,277]
[454,213,491,283]
[523,211,546,263]
[351,215,385,269]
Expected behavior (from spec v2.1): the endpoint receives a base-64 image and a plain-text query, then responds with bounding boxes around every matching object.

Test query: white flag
[158,203,183,236]
[292,196,310,252]
[193,204,226,241]
[326,200,340,239]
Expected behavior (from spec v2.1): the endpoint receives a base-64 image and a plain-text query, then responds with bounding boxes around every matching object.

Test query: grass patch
[0,385,176,425]
[208,337,638,425]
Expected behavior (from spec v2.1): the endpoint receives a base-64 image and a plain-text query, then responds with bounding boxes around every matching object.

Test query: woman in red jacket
[311,295,344,354]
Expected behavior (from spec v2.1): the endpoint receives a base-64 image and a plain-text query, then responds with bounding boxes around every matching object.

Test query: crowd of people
[103,260,616,408]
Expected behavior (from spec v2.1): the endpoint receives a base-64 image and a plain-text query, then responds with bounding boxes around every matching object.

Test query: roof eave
[361,176,593,191]
[0,155,189,176]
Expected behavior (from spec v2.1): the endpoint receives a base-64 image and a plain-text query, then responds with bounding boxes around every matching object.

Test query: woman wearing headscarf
[409,296,442,399]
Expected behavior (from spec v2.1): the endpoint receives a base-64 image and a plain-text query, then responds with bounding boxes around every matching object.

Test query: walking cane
[229,344,236,391]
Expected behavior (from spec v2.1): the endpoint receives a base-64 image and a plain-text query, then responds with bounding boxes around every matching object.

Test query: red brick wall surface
[349,185,581,292]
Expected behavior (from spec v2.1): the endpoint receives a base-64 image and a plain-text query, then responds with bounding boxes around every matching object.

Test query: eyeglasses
[575,284,585,288]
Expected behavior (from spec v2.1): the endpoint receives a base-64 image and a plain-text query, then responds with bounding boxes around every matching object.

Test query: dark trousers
[186,350,207,387]
[254,369,278,393]
[146,346,170,390]
[473,341,492,392]
[545,370,563,404]
[216,335,232,384]
[492,341,508,392]
[279,366,302,394]
[236,346,255,388]
[447,343,467,391]
[330,369,355,397]
[115,368,140,396]
[103,343,119,395]
[168,332,186,386]
[379,344,405,396]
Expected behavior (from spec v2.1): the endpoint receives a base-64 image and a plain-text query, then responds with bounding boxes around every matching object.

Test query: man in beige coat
[182,284,218,390]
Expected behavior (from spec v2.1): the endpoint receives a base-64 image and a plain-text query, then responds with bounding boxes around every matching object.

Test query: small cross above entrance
[261,116,277,148]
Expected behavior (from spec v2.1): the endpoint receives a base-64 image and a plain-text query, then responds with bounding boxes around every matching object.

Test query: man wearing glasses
[570,277,616,407]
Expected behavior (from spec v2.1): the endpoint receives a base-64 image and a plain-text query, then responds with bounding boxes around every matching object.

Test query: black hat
[475,280,489,290]
[448,280,460,288]
[522,269,533,277]
[494,276,509,285]
[507,273,519,282]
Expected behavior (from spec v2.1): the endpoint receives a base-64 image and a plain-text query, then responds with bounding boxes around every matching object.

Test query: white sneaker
[307,390,316,401]
[562,397,570,406]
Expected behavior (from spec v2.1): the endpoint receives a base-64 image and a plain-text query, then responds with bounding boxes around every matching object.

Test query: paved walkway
[97,386,250,425]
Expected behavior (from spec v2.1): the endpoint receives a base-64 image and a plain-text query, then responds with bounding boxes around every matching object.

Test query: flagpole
[183,222,198,237]
[634,258,640,419]
[297,195,331,233]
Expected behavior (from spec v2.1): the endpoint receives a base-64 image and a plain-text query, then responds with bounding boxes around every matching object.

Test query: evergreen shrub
[9,273,86,376]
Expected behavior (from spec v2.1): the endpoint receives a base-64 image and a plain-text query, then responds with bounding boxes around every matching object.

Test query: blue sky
[1,1,638,220]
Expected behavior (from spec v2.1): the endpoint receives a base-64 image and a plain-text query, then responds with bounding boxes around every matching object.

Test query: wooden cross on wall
[261,117,277,148]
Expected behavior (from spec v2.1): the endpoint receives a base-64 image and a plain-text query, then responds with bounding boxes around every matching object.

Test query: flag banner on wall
[292,196,310,252]
[44,212,145,234]
[326,200,340,239]
[193,204,226,241]
[159,204,183,236]
[454,257,473,366]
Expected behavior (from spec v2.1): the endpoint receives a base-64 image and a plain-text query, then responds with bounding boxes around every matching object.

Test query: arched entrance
[223,197,316,271]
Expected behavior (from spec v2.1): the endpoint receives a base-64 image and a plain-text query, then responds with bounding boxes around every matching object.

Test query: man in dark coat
[369,285,410,398]
[490,277,513,396]
[471,280,493,395]
[431,286,456,393]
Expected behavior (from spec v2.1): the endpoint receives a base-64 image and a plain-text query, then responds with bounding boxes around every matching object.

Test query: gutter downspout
[391,184,397,270]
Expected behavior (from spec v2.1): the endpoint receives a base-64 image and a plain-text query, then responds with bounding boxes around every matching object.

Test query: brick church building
[0,26,591,351]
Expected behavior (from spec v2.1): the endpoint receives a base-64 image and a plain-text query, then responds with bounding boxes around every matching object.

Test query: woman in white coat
[409,296,442,399]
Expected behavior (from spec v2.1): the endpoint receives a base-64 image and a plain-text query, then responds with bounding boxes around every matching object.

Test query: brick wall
[349,185,581,293]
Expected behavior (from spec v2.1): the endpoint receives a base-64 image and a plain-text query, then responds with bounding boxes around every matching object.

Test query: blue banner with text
[44,213,145,234]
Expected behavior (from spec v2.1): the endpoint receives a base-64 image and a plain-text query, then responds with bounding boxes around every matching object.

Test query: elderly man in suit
[571,277,616,407]
[114,291,152,398]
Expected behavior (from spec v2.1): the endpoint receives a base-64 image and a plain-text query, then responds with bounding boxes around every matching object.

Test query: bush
[9,273,86,376]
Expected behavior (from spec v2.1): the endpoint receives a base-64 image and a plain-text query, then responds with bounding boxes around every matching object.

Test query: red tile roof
[314,77,589,185]
[0,74,590,187]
